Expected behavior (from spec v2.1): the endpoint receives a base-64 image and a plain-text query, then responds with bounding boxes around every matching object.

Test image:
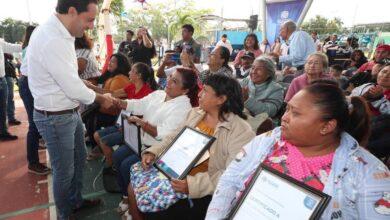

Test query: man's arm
[1,40,22,53]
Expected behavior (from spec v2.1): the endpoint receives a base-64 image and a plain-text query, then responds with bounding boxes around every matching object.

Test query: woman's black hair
[347,71,373,87]
[22,25,36,49]
[218,46,233,72]
[304,81,370,144]
[204,74,247,121]
[98,53,131,84]
[350,49,368,68]
[244,33,260,50]
[175,67,200,107]
[132,62,158,91]
[367,114,390,161]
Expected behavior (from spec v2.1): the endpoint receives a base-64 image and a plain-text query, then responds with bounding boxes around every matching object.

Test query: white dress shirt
[27,14,95,111]
[126,90,192,146]
[0,39,22,78]
[216,39,233,55]
[279,30,316,67]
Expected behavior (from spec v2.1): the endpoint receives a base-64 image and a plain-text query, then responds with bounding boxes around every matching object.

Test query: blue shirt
[279,30,316,67]
[206,127,390,220]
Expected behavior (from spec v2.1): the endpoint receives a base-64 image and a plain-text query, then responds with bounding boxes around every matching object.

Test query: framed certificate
[227,164,331,220]
[121,114,142,157]
[154,126,216,180]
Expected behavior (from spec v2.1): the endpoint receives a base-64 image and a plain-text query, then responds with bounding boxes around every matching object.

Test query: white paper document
[117,110,131,126]
[123,119,140,154]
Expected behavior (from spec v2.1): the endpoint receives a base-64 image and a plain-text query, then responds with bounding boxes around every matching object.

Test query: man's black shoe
[0,133,18,141]
[8,119,21,126]
[73,198,103,213]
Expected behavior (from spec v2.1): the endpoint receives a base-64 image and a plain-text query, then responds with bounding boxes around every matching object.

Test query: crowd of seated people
[70,19,389,219]
[16,13,389,219]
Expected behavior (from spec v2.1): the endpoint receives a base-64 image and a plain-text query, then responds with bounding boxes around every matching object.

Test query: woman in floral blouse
[206,80,390,220]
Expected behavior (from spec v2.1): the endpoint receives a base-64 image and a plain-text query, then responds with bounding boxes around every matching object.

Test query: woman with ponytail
[207,81,389,220]
[122,74,255,220]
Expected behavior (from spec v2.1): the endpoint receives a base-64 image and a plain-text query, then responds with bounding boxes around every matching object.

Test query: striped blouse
[76,48,101,80]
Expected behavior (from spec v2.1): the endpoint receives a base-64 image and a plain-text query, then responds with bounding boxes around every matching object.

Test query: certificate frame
[121,114,142,157]
[153,126,216,180]
[227,164,331,220]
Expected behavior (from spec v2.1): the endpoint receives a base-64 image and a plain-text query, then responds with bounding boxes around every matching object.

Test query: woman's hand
[141,152,155,170]
[171,178,189,194]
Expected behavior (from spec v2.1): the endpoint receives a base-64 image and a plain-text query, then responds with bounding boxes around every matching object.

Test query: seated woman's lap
[97,125,119,138]
[143,195,212,220]
[100,129,122,147]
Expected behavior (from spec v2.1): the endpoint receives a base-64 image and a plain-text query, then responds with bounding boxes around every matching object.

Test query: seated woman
[206,82,389,220]
[233,33,262,68]
[94,62,158,168]
[75,32,101,83]
[240,56,284,118]
[123,74,255,220]
[83,53,131,158]
[362,63,390,115]
[285,52,330,102]
[342,49,368,77]
[198,46,233,83]
[113,68,200,214]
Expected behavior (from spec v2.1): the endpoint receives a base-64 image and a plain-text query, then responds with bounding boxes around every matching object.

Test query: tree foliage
[301,15,345,35]
[120,0,212,43]
[0,18,37,43]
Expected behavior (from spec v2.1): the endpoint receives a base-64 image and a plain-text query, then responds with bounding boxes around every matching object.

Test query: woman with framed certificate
[123,75,255,220]
[113,67,200,214]
[206,80,390,220]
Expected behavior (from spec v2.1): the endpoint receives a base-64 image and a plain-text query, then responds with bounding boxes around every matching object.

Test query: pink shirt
[233,49,262,66]
[284,73,329,102]
[263,140,334,191]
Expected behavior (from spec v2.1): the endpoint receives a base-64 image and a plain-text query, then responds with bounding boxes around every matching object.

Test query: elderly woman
[206,82,389,220]
[123,75,255,220]
[240,57,284,118]
[198,46,233,83]
[285,52,330,102]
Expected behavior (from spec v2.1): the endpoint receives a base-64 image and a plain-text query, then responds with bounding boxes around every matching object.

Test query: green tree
[121,0,212,44]
[0,18,36,43]
[301,15,344,35]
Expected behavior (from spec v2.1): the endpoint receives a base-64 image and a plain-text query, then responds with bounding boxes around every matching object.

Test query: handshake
[96,93,127,110]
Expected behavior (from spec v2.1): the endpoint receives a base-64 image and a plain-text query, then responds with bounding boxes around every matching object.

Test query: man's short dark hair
[222,34,227,38]
[331,64,343,72]
[126,30,134,35]
[182,24,194,34]
[312,31,317,35]
[56,0,98,14]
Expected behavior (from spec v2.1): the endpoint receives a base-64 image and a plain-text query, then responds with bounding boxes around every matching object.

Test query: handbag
[130,162,187,212]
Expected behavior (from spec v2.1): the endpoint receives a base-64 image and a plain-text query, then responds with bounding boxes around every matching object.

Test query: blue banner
[266,0,306,44]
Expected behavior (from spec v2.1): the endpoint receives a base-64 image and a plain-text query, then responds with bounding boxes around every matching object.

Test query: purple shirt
[285,73,329,102]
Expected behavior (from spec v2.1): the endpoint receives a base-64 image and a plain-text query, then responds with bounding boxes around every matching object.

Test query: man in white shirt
[270,20,316,71]
[0,39,22,141]
[311,31,322,51]
[27,1,114,219]
[216,34,233,55]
